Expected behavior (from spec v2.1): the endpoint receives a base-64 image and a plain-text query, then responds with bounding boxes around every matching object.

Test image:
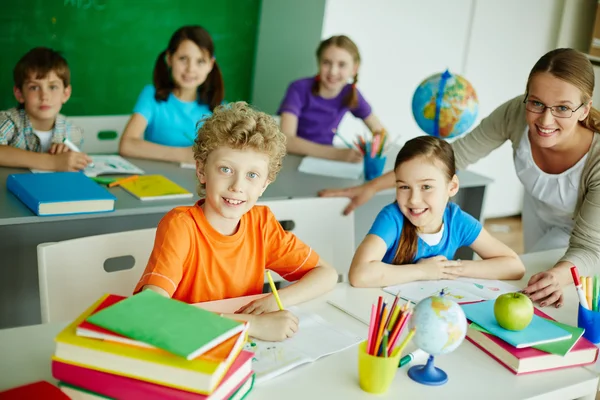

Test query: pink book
[0,381,69,400]
[52,350,253,400]
[466,308,598,375]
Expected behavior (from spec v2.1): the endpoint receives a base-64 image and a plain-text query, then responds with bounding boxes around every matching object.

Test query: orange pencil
[108,175,139,188]
[374,306,389,356]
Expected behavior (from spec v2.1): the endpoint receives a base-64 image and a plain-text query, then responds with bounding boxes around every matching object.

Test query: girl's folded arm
[348,234,424,288]
[459,228,525,280]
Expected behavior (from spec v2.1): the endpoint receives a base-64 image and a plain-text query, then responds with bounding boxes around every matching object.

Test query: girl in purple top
[278,35,386,163]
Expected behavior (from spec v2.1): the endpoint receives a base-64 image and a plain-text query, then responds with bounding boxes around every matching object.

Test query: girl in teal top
[119,25,224,163]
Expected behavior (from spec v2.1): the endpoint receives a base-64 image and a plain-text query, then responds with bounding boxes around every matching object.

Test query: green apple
[494,292,534,331]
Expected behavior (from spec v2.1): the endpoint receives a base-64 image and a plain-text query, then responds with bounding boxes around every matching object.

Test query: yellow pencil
[266,271,284,310]
[587,276,593,310]
[395,327,416,356]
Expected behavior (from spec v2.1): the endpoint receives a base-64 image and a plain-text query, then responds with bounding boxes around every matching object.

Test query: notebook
[196,295,364,384]
[383,278,522,304]
[31,155,144,177]
[7,172,116,216]
[461,300,572,348]
[466,308,598,374]
[86,290,246,360]
[119,175,193,201]
[298,156,363,180]
[53,351,254,400]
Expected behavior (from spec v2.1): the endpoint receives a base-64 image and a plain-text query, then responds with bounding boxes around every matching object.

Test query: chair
[259,197,355,283]
[67,115,130,154]
[37,228,156,323]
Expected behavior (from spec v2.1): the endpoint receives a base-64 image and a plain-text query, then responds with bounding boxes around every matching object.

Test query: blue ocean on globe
[412,69,479,139]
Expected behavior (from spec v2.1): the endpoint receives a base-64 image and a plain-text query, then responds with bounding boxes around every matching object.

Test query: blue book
[461,300,572,348]
[7,172,116,216]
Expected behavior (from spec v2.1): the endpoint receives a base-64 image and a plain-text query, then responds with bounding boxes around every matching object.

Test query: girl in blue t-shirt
[349,136,525,287]
[119,25,224,163]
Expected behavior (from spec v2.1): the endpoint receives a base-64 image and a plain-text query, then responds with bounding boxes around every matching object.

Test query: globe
[407,295,467,386]
[412,69,478,139]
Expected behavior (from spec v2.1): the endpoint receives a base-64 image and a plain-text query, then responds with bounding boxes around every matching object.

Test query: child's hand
[417,256,463,280]
[49,143,71,154]
[52,151,93,172]
[335,148,363,163]
[250,310,299,342]
[523,271,563,308]
[235,295,279,315]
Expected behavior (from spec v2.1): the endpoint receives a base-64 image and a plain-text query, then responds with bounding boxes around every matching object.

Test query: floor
[483,215,524,255]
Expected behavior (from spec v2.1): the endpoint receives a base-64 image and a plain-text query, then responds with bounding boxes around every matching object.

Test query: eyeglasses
[523,97,584,118]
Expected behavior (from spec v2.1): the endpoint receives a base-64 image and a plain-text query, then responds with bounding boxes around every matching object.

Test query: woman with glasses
[320,48,600,308]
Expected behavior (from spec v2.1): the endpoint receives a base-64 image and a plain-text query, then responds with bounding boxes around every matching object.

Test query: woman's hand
[523,270,563,308]
[318,184,377,215]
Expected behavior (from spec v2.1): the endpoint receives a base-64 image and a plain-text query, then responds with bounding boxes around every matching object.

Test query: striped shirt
[0,107,83,152]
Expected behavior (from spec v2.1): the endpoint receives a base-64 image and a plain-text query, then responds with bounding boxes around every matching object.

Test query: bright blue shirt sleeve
[132,85,157,125]
[447,202,483,248]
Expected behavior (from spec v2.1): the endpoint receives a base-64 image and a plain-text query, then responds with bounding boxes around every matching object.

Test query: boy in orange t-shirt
[134,102,339,341]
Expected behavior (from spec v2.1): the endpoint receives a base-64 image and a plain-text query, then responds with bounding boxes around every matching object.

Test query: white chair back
[68,115,130,154]
[37,228,156,323]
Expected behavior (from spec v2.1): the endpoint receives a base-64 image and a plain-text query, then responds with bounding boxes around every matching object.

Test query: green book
[86,290,245,360]
[470,319,584,356]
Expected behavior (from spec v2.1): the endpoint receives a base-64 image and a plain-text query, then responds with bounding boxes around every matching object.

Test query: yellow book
[53,294,247,395]
[120,175,193,201]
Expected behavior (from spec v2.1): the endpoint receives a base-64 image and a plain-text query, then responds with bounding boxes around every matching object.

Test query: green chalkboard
[0,0,261,116]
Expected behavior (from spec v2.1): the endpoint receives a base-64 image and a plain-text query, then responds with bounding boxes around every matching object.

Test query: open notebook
[196,297,363,384]
[32,155,144,177]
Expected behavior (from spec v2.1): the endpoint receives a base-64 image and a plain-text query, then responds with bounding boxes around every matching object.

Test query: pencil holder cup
[577,303,600,344]
[363,156,387,181]
[357,340,402,394]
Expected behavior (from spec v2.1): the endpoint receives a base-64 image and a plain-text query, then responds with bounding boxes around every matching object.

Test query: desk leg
[0,213,166,329]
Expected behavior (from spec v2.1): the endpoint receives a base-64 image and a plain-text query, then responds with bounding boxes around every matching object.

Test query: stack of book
[461,300,598,375]
[51,290,255,399]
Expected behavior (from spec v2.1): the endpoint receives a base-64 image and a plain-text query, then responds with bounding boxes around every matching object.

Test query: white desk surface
[1,249,594,400]
[0,155,492,226]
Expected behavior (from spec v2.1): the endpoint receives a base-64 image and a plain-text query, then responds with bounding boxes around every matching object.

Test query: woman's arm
[457,228,525,280]
[348,234,461,287]
[119,113,194,163]
[280,112,362,162]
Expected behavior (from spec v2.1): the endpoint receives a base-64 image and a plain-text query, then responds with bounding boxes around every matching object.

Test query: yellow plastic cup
[358,340,402,394]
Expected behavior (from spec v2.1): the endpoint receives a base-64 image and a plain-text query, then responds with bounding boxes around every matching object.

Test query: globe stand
[408,355,448,386]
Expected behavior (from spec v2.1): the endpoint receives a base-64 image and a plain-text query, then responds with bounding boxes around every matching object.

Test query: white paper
[383,278,522,304]
[246,307,363,384]
[180,162,196,169]
[298,157,362,180]
[31,155,144,177]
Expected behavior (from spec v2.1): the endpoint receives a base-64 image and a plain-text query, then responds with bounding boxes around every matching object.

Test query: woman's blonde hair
[193,102,287,195]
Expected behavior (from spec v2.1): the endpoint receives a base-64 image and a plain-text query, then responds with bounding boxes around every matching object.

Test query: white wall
[322,0,564,219]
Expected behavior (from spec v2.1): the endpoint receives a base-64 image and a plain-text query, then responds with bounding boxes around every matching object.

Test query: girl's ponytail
[392,219,419,266]
[343,74,359,109]
[200,60,224,111]
[153,50,172,101]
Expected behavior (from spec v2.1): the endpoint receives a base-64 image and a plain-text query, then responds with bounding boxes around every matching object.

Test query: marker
[399,349,427,368]
[62,138,94,167]
[571,266,589,309]
[108,175,139,188]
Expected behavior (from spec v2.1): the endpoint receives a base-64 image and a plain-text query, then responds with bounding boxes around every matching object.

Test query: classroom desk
[0,155,491,329]
[0,249,597,399]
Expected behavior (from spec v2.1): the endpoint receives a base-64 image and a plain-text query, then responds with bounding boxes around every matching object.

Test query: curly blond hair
[193,101,287,195]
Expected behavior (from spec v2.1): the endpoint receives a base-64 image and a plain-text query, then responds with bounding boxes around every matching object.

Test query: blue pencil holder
[577,303,600,344]
[364,156,387,181]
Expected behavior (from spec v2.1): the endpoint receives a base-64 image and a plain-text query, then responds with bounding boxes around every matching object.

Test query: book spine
[6,175,41,215]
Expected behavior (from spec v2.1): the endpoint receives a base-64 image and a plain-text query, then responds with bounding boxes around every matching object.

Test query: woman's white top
[514,128,587,232]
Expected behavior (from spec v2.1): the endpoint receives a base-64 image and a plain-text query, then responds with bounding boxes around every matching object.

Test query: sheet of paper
[383,278,521,304]
[298,156,362,180]
[244,307,363,384]
[31,155,144,177]
[180,162,196,169]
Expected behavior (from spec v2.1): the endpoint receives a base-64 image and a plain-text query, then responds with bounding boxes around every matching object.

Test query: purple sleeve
[350,88,372,120]
[277,81,304,117]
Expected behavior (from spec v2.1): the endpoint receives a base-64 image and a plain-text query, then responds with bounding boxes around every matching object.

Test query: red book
[0,381,69,399]
[466,308,598,375]
[52,350,254,400]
